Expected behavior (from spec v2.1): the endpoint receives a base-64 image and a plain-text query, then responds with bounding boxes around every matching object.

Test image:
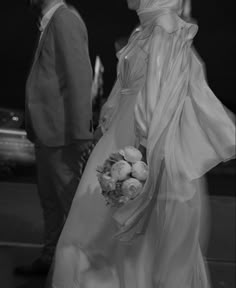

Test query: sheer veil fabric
[52,0,235,287]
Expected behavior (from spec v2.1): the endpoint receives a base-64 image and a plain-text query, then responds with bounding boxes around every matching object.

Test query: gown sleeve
[113,21,235,242]
[134,26,172,147]
[99,79,121,134]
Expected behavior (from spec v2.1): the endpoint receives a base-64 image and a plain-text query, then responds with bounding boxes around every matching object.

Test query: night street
[0,168,235,288]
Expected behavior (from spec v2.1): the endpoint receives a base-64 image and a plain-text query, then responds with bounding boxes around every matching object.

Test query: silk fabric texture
[52,0,235,287]
[101,0,235,242]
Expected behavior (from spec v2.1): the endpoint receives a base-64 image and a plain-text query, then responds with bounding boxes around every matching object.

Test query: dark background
[1,0,235,114]
[0,5,235,287]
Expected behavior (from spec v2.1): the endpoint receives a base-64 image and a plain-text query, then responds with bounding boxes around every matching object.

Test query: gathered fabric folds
[52,6,235,288]
[112,11,235,241]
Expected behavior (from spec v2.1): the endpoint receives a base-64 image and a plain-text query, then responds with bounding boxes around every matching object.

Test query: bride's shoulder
[129,26,142,40]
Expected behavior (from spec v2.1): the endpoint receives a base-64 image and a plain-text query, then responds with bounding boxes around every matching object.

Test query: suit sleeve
[52,9,93,142]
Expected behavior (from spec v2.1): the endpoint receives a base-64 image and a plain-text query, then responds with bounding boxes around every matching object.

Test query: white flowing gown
[52,5,235,288]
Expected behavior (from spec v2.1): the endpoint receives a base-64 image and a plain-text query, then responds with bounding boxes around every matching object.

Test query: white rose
[111,160,132,181]
[118,195,130,204]
[132,161,149,181]
[123,146,142,163]
[98,174,116,192]
[122,178,143,200]
[118,149,125,157]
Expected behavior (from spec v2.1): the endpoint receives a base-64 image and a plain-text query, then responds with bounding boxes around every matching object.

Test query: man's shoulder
[52,4,86,32]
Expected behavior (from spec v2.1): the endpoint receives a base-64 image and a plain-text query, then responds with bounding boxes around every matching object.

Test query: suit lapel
[28,5,66,79]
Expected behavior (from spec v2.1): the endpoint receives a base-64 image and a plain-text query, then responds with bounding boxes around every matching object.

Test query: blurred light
[0,128,27,136]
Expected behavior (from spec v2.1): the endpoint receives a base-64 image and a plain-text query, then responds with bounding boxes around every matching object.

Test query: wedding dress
[52,1,235,287]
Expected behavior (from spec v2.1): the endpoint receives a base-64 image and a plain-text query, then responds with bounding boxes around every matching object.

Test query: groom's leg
[35,146,66,261]
[37,144,82,252]
[37,142,88,259]
[56,141,94,216]
[44,257,55,288]
[52,144,82,216]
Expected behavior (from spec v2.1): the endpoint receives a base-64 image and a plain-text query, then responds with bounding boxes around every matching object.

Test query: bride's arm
[98,80,121,134]
[138,144,147,163]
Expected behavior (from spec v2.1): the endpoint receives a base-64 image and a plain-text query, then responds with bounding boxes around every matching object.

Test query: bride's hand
[138,144,147,163]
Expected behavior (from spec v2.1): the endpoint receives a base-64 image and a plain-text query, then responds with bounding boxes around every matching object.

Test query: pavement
[0,169,235,288]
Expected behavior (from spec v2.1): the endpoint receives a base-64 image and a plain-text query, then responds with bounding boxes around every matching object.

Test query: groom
[15,0,93,275]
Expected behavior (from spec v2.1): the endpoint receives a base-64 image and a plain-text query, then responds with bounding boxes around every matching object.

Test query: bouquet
[96,146,149,207]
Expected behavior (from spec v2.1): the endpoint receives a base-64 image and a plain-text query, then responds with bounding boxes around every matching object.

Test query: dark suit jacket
[25,5,93,146]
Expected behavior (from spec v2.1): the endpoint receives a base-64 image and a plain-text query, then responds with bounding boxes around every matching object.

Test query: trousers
[35,143,86,261]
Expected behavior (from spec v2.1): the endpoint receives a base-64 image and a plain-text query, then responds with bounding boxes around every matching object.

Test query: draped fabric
[52,0,235,287]
[102,1,236,242]
[137,0,190,17]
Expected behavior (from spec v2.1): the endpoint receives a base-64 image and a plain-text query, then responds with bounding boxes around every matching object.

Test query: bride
[52,0,235,287]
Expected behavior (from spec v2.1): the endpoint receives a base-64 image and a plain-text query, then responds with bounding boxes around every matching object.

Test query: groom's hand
[93,126,103,143]
[72,139,94,155]
[71,139,95,177]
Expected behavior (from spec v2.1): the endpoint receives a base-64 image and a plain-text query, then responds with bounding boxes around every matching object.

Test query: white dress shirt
[39,0,65,40]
